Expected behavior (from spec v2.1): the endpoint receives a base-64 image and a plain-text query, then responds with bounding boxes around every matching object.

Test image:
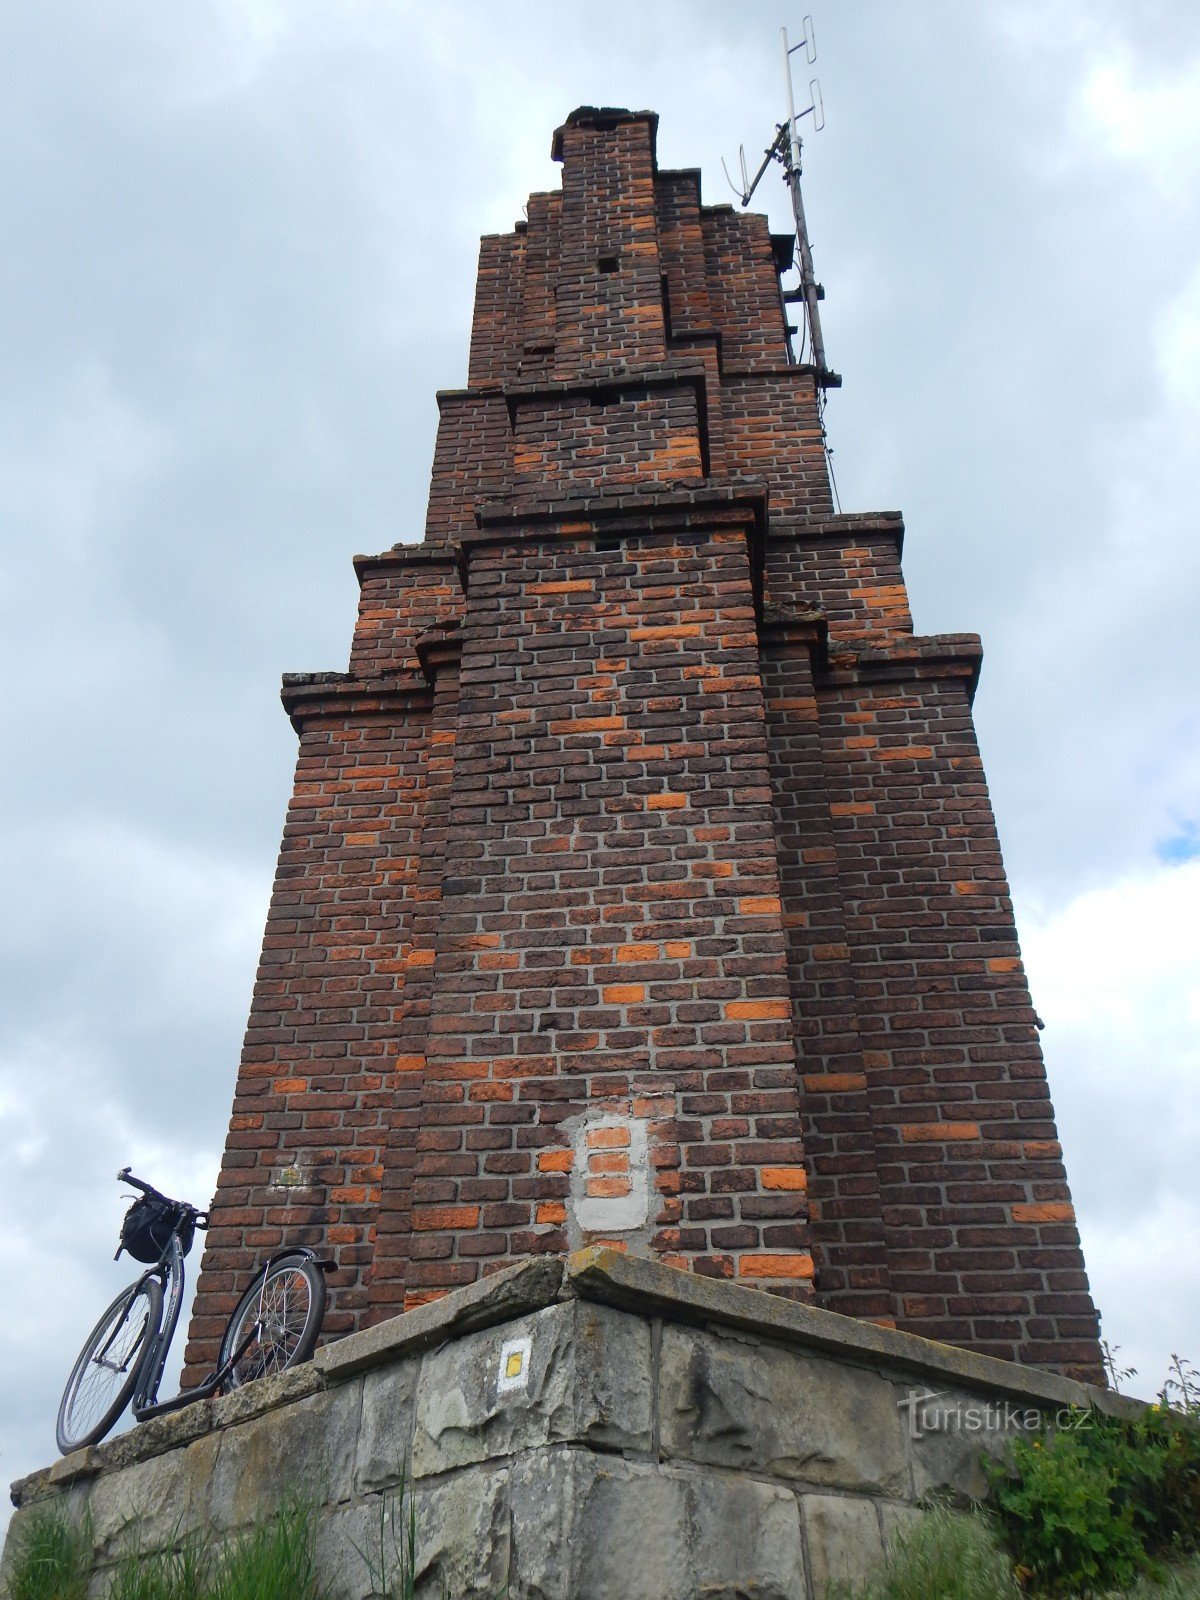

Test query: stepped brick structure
[182,107,1103,1387]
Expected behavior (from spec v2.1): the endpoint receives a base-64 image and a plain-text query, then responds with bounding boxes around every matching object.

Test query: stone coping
[14,1249,1140,1509]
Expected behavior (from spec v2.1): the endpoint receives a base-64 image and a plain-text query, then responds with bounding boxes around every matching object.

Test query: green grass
[828,1506,1200,1600]
[1121,1558,1200,1600]
[827,1505,1021,1600]
[6,1498,325,1600]
[3,1505,92,1600]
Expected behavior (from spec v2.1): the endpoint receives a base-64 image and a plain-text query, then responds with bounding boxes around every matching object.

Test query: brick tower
[183,107,1103,1386]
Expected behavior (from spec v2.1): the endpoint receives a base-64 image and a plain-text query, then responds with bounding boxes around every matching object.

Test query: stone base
[4,1251,1135,1599]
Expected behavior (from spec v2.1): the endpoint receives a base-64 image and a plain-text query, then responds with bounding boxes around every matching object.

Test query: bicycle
[56,1167,329,1455]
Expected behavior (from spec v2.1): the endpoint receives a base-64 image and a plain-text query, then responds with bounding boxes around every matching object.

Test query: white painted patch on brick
[570,1112,650,1238]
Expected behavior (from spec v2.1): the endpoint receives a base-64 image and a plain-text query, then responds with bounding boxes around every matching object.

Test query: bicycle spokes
[231,1267,312,1383]
[67,1303,150,1440]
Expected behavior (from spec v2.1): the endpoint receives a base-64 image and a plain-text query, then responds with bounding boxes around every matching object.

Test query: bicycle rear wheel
[218,1254,325,1389]
[57,1278,163,1454]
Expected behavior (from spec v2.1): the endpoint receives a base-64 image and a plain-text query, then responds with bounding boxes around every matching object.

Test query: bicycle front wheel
[218,1254,325,1389]
[57,1277,163,1454]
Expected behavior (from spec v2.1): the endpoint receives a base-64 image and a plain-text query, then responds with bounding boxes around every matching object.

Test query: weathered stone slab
[802,1494,885,1596]
[660,1324,910,1495]
[96,1399,216,1474]
[879,1501,924,1552]
[87,1431,220,1559]
[566,1248,1102,1413]
[570,1298,654,1448]
[511,1449,805,1600]
[316,1257,565,1381]
[210,1362,322,1430]
[208,1384,360,1528]
[317,1464,509,1600]
[413,1299,651,1477]
[903,1383,1038,1503]
[355,1357,420,1495]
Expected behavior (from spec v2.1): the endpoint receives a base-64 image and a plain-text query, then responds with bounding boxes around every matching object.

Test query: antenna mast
[780,24,836,385]
[721,16,841,388]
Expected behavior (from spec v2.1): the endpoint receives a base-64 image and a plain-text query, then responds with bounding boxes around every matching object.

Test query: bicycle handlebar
[116,1167,208,1227]
[117,1166,167,1202]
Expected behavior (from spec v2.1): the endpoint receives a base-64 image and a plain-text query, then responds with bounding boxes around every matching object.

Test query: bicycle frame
[128,1235,324,1422]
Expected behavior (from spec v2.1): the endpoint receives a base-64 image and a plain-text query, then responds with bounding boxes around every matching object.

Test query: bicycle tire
[218,1254,325,1389]
[57,1277,163,1454]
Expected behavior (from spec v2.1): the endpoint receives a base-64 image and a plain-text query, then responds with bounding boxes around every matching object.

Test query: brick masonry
[182,106,1103,1387]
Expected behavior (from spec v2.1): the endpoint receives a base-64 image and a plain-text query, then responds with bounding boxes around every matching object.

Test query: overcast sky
[2,0,1198,1521]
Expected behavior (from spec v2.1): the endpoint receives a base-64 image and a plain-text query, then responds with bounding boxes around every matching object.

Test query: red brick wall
[186,105,1102,1384]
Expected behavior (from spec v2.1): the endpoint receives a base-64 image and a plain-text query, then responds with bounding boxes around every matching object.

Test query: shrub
[984,1369,1200,1597]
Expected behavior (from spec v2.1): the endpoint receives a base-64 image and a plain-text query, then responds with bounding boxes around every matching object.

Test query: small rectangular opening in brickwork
[597,254,620,273]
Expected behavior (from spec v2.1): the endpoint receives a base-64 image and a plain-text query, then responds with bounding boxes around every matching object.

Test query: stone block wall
[6,1255,1140,1600]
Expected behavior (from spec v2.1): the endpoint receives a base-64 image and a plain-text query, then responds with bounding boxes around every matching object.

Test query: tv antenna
[722,18,841,388]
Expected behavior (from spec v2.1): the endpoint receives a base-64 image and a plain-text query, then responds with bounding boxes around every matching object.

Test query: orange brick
[1012,1202,1076,1224]
[603,984,645,1003]
[877,744,934,761]
[761,1166,808,1191]
[953,881,981,895]
[550,715,624,734]
[738,1253,815,1280]
[404,1289,448,1311]
[738,895,782,915]
[724,999,791,1020]
[536,1202,567,1225]
[412,1205,481,1231]
[272,1078,307,1095]
[618,943,659,962]
[664,941,692,957]
[988,957,1021,973]
[406,949,436,967]
[646,792,687,809]
[803,1073,867,1093]
[629,624,702,639]
[589,1151,630,1175]
[586,1176,632,1199]
[830,801,876,816]
[528,580,592,594]
[538,1149,573,1172]
[900,1122,981,1142]
[586,1126,630,1150]
[393,1054,426,1073]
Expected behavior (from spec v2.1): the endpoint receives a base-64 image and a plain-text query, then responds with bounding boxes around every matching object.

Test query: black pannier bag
[119,1197,192,1263]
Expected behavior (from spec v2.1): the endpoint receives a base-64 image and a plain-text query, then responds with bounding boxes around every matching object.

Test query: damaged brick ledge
[12,1248,1139,1512]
